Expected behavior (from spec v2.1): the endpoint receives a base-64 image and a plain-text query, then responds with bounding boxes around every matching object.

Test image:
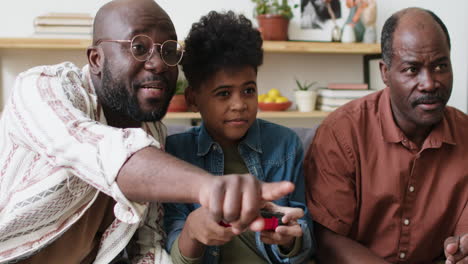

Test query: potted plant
[294,78,318,112]
[168,78,188,112]
[252,0,297,41]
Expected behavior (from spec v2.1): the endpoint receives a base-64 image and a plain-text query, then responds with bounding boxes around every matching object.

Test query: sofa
[166,124,319,151]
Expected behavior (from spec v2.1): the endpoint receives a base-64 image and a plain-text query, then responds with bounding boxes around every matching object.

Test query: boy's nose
[230,97,247,111]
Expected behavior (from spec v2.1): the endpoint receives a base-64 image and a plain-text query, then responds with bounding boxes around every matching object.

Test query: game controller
[219,210,285,231]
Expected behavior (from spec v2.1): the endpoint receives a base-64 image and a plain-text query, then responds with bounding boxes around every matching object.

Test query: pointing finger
[260,181,294,201]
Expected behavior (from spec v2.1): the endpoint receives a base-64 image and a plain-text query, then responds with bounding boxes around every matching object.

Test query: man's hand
[198,174,294,234]
[259,202,304,250]
[445,234,468,264]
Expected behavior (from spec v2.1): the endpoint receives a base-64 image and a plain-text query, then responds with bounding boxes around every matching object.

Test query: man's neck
[405,125,432,149]
[389,102,438,149]
[395,116,434,149]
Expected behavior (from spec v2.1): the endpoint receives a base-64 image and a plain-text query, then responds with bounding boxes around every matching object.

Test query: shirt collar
[424,110,456,147]
[379,88,403,143]
[82,64,95,96]
[379,87,456,147]
[82,64,106,124]
[197,124,215,156]
[241,119,263,153]
[197,119,263,156]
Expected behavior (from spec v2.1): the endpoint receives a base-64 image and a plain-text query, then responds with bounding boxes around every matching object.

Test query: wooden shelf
[263,41,380,54]
[0,37,380,54]
[165,111,329,120]
[0,37,92,50]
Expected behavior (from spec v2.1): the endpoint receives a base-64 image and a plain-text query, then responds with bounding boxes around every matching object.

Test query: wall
[1,0,467,118]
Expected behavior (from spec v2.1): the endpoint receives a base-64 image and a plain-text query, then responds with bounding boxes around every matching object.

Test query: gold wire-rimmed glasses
[96,34,184,66]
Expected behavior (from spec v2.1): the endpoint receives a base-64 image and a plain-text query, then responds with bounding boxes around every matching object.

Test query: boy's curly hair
[181,11,263,90]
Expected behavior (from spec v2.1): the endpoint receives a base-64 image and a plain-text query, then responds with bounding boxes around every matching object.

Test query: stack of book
[317,83,375,111]
[33,13,93,36]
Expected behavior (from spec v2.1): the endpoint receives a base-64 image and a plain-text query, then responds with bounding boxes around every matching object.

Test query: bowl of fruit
[258,88,292,111]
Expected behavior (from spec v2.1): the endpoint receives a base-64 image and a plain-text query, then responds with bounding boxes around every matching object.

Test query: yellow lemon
[275,96,289,103]
[258,94,267,102]
[267,88,281,98]
[263,97,274,103]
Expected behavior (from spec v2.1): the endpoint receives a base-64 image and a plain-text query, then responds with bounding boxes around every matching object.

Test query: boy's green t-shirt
[219,144,268,263]
[171,144,300,264]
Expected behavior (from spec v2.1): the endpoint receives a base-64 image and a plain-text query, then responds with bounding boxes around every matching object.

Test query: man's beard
[96,62,174,122]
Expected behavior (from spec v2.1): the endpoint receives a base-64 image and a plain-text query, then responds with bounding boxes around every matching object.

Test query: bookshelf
[0,37,92,49]
[263,41,380,54]
[0,37,380,121]
[0,38,380,53]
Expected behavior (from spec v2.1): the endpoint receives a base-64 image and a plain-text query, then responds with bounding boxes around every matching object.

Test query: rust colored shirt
[305,88,468,264]
[18,192,115,264]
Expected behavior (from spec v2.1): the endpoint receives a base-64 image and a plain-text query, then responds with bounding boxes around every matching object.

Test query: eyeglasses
[96,34,184,66]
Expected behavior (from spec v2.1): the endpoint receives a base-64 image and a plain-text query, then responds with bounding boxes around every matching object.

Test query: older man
[305,8,467,264]
[0,0,293,263]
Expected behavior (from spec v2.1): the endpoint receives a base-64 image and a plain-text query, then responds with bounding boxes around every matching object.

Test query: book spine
[327,83,369,90]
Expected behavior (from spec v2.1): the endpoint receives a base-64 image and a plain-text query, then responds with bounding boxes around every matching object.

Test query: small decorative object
[258,101,292,111]
[342,0,376,42]
[327,1,341,42]
[361,0,377,43]
[331,25,342,42]
[168,78,188,112]
[252,0,298,40]
[341,23,356,43]
[289,0,349,42]
[258,88,292,111]
[294,78,318,112]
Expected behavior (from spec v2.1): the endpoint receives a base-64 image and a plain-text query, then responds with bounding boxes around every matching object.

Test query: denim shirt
[163,119,315,264]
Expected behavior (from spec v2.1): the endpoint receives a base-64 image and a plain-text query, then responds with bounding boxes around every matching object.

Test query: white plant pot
[295,90,317,112]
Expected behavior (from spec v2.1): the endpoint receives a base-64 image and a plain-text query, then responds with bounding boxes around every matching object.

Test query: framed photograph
[289,0,350,42]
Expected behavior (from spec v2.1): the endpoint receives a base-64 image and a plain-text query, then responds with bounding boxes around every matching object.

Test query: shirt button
[409,186,415,192]
[399,252,406,259]
[125,211,133,219]
[403,219,410,225]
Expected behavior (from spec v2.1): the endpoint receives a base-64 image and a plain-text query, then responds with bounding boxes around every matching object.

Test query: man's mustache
[412,93,447,107]
[133,75,170,89]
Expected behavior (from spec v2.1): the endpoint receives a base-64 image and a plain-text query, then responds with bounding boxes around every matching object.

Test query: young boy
[164,11,314,264]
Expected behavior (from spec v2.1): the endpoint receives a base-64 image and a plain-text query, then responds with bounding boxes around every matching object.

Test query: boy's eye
[216,91,230,97]
[244,87,257,95]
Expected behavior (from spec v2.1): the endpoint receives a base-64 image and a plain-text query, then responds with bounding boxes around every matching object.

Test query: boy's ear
[185,86,199,112]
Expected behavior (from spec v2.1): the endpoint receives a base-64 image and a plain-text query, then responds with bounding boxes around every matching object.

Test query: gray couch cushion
[291,126,319,150]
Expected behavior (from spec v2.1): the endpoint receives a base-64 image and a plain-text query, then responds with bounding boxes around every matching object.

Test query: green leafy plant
[295,78,318,91]
[175,78,188,95]
[252,0,298,20]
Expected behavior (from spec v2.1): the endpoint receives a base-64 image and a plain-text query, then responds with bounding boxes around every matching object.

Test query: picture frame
[289,0,350,42]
